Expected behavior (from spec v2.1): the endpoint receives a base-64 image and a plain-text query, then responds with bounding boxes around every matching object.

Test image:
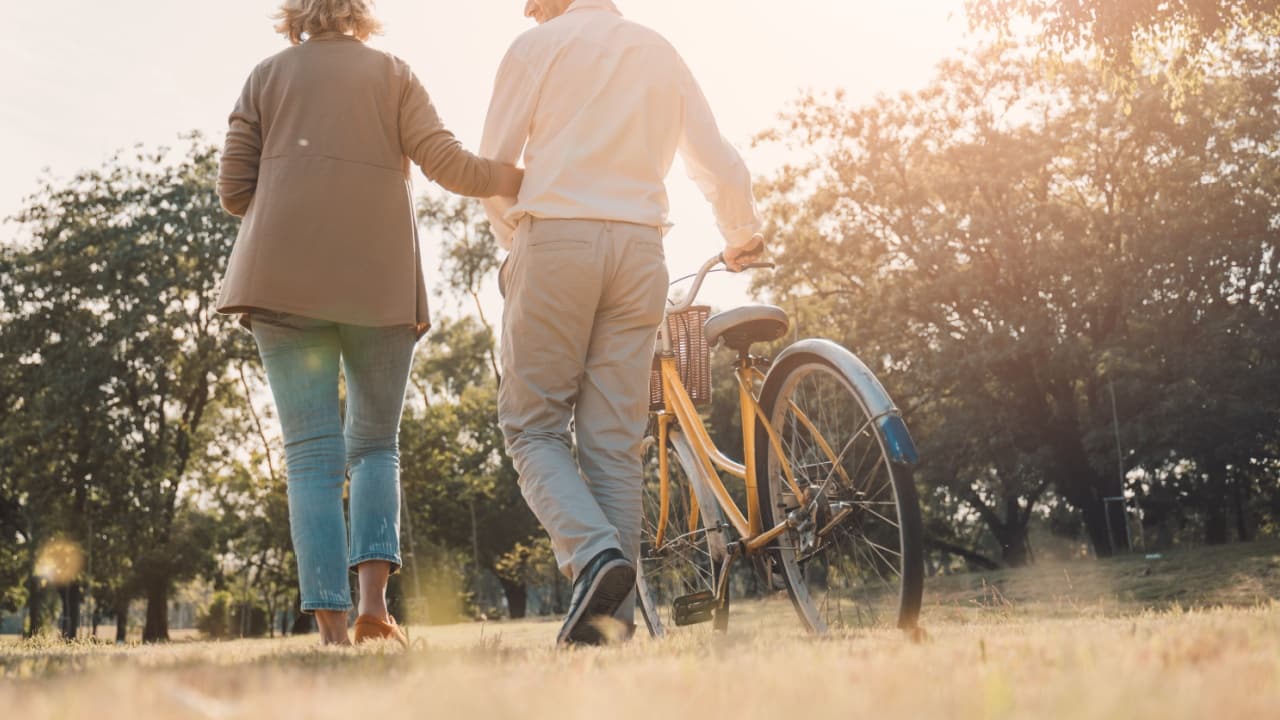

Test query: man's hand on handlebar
[723,234,767,273]
[668,246,776,314]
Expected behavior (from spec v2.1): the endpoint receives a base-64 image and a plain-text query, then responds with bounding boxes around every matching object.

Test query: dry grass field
[4,542,1280,720]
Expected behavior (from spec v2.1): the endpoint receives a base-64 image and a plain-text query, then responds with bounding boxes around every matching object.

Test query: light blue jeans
[251,311,417,612]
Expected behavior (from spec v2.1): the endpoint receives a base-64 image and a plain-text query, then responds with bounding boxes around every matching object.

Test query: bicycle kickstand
[713,541,743,633]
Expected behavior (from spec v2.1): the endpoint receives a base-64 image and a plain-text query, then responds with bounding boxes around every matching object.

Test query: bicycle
[636,253,925,637]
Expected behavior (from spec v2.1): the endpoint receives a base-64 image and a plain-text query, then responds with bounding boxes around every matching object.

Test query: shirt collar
[307,31,360,42]
[565,0,622,17]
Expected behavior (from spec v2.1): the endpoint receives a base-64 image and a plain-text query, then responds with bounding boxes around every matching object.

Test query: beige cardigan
[216,33,498,333]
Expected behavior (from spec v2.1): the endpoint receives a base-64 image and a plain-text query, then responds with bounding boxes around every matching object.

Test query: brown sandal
[353,614,409,648]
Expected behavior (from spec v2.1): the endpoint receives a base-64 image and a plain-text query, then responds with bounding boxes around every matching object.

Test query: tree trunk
[924,536,999,570]
[1035,389,1127,558]
[290,613,313,635]
[1074,464,1129,556]
[115,595,130,643]
[1079,496,1118,558]
[142,579,170,643]
[553,572,570,615]
[1232,476,1252,542]
[498,577,528,619]
[1104,499,1130,553]
[24,574,45,639]
[289,593,313,635]
[990,498,1032,567]
[1201,458,1229,545]
[387,572,405,623]
[1204,501,1229,545]
[994,524,1032,567]
[61,581,83,640]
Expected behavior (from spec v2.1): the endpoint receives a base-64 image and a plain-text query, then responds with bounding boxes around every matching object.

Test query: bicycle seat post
[657,316,674,356]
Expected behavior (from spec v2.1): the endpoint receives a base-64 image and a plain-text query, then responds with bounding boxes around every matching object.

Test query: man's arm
[675,57,764,253]
[480,45,538,250]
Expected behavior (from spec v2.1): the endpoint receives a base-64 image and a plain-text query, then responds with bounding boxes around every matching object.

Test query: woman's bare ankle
[313,610,351,645]
[356,561,392,621]
[357,603,390,622]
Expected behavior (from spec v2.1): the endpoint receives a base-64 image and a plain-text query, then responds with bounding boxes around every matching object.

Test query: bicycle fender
[767,339,920,466]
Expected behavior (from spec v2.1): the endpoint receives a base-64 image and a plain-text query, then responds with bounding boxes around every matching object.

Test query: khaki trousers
[498,218,668,623]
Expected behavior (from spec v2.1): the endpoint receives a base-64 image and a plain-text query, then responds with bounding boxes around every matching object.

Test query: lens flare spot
[587,615,630,644]
[34,537,85,586]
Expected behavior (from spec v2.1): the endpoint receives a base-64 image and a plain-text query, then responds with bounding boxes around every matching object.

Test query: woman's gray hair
[274,0,384,45]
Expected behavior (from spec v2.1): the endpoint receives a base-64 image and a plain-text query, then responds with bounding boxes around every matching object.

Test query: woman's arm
[488,163,523,197]
[218,70,263,217]
[399,68,518,199]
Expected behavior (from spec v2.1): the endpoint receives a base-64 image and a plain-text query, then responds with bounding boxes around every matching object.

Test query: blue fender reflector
[876,414,920,466]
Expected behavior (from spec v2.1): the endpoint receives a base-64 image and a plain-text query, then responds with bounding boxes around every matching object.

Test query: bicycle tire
[636,429,730,637]
[753,344,924,633]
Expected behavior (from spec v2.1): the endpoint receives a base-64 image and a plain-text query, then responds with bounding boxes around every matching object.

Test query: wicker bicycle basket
[649,306,713,411]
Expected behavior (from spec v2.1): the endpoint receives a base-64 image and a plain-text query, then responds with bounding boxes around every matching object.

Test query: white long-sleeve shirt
[480,0,762,251]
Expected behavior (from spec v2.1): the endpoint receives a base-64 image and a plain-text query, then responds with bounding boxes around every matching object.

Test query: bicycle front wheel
[754,344,924,633]
[637,427,729,637]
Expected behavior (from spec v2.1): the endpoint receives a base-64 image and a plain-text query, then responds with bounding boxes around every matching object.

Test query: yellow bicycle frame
[651,354,846,556]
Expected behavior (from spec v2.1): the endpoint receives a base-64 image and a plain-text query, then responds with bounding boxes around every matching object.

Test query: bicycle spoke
[638,436,725,635]
[764,360,917,632]
[852,502,902,530]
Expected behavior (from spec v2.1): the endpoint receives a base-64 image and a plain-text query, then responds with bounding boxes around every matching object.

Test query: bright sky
[1,0,971,312]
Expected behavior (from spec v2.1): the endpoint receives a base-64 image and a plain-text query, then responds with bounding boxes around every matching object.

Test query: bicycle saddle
[704,305,790,353]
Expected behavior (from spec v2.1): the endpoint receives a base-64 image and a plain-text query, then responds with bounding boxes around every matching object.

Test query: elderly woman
[215,0,521,647]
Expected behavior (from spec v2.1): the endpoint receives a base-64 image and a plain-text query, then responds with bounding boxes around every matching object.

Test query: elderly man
[482,0,764,645]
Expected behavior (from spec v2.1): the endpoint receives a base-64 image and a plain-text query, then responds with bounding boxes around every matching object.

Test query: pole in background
[1108,376,1135,551]
[86,516,93,640]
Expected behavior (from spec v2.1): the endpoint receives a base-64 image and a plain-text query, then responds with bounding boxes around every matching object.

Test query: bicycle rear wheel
[754,346,924,633]
[636,427,729,637]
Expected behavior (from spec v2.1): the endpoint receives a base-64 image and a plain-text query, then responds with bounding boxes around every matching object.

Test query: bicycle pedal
[752,555,788,591]
[671,591,718,626]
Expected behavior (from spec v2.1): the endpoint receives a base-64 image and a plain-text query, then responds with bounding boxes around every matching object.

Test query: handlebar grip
[744,262,777,270]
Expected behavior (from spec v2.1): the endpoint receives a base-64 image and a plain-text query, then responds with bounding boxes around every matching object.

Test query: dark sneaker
[557,548,635,647]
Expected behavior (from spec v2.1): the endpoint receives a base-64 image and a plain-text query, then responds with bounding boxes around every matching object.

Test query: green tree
[198,365,299,638]
[1,191,127,636]
[401,195,543,617]
[2,137,254,641]
[967,0,1280,70]
[755,38,1280,559]
[1096,37,1280,544]
[400,318,542,618]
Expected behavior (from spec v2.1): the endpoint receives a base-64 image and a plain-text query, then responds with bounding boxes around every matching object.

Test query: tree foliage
[755,37,1280,561]
[1,137,253,639]
[967,0,1280,68]
[399,196,543,619]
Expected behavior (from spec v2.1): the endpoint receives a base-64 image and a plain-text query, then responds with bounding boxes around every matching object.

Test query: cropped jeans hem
[301,602,354,614]
[349,551,403,575]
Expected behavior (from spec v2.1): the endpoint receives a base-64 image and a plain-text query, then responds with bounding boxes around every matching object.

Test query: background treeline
[2,1,1278,640]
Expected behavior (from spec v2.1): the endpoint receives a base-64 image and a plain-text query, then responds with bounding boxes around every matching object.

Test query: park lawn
[3,542,1280,720]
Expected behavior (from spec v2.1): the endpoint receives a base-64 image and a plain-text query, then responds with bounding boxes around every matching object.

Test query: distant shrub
[230,602,270,638]
[198,593,268,639]
[197,591,233,639]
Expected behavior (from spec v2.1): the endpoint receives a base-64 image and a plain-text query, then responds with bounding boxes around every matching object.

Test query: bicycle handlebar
[667,254,776,315]
[668,255,724,314]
